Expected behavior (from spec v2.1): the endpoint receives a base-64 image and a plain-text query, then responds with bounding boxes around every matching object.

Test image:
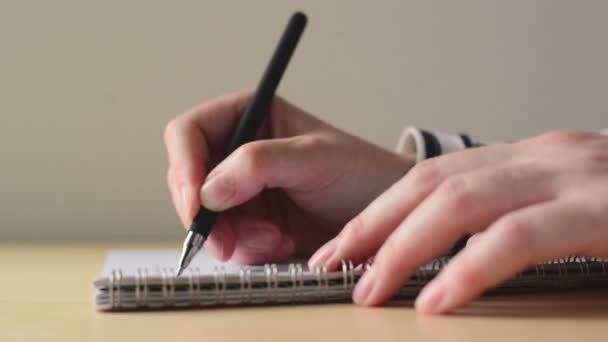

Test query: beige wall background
[1,1,606,240]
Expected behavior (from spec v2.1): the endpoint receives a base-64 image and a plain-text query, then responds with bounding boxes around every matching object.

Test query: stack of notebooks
[94,250,608,311]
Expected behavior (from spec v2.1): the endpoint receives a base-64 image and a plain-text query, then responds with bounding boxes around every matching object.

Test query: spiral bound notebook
[94,250,608,311]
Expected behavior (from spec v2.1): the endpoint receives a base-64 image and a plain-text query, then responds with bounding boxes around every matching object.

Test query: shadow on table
[385,290,608,318]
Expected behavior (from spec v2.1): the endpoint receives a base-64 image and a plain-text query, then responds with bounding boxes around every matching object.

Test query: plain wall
[1,1,606,240]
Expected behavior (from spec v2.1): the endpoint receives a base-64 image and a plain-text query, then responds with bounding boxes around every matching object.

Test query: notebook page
[102,250,309,277]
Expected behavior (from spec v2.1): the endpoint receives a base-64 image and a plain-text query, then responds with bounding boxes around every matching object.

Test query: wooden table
[1,242,608,341]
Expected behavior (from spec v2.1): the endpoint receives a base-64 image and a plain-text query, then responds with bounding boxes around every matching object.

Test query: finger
[164,122,205,226]
[164,91,253,225]
[169,90,254,163]
[415,196,608,314]
[465,233,484,247]
[228,216,295,264]
[167,168,188,227]
[202,201,295,264]
[308,237,338,269]
[199,134,334,211]
[202,215,237,261]
[352,164,555,306]
[318,144,512,270]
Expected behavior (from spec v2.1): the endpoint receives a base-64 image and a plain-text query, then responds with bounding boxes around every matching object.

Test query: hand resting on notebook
[316,130,608,314]
[165,91,608,314]
[163,90,414,264]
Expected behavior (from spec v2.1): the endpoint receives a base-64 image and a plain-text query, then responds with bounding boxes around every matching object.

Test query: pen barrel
[189,207,219,237]
[225,12,307,155]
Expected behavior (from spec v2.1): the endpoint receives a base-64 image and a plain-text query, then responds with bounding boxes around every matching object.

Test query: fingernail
[205,169,220,184]
[308,238,337,269]
[353,269,374,305]
[415,281,446,314]
[200,174,235,211]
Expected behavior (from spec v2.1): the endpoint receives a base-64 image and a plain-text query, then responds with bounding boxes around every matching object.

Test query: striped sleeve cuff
[396,127,475,162]
[397,128,607,162]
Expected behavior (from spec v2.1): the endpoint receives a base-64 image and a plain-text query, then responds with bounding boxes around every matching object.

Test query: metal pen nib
[176,231,206,277]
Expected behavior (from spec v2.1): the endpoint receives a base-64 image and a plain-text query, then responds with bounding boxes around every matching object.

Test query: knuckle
[341,215,368,246]
[208,90,252,115]
[495,216,535,248]
[294,134,328,150]
[270,94,289,115]
[236,142,270,173]
[436,176,471,211]
[377,235,402,263]
[536,130,592,144]
[578,150,608,166]
[233,89,255,105]
[587,191,608,219]
[449,260,486,289]
[408,159,441,185]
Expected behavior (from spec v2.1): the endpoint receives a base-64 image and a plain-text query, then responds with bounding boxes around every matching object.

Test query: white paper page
[103,250,248,276]
[102,250,309,277]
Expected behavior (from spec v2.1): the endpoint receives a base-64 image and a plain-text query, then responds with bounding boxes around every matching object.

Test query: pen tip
[176,267,184,277]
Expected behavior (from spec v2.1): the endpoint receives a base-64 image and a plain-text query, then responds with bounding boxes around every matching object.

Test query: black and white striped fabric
[396,127,475,162]
[397,127,608,163]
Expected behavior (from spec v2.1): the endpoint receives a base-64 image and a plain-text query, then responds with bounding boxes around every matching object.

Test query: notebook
[94,250,608,311]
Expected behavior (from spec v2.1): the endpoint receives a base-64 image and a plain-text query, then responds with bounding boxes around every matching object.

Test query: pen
[176,12,308,276]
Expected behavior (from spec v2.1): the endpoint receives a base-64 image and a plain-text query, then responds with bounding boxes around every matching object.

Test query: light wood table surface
[1,242,608,342]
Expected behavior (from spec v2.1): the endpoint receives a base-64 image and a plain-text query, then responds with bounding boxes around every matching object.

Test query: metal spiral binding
[264,264,279,302]
[588,257,606,276]
[414,264,429,283]
[287,263,304,302]
[271,264,279,301]
[160,268,175,306]
[296,264,304,300]
[579,260,589,278]
[340,260,354,299]
[103,257,608,310]
[135,268,141,307]
[109,269,123,309]
[340,260,354,292]
[116,269,122,309]
[109,269,114,309]
[135,268,149,308]
[556,260,565,276]
[187,267,201,306]
[288,264,296,301]
[213,266,227,304]
[187,268,194,305]
[530,257,608,280]
[288,263,304,301]
[347,261,355,287]
[314,264,329,299]
[239,267,252,303]
[537,263,546,278]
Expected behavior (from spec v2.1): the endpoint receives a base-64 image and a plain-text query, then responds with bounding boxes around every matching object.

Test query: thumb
[200,136,328,211]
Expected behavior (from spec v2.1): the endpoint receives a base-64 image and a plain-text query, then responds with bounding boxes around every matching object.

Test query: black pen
[176,12,308,276]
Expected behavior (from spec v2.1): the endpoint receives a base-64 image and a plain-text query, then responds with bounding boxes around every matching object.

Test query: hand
[313,130,608,314]
[164,90,414,264]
